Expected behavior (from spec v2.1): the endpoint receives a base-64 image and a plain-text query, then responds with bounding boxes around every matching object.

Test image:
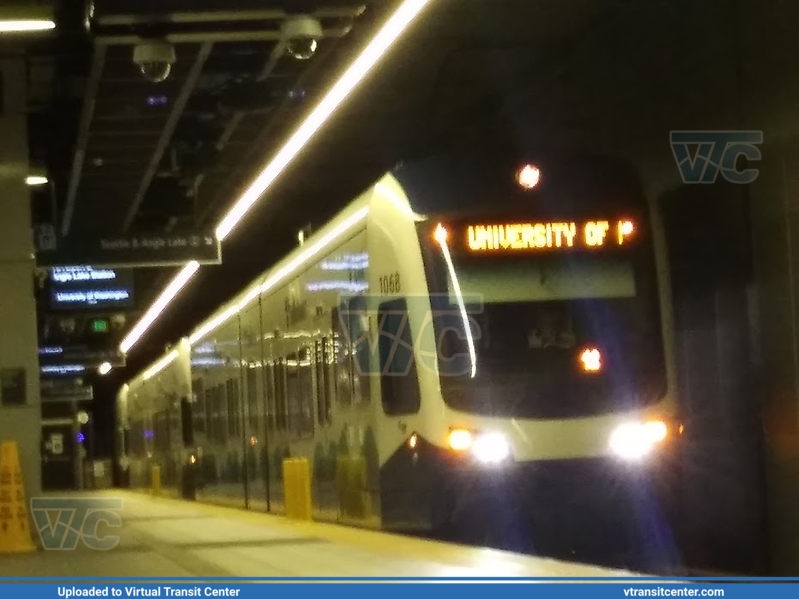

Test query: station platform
[0,490,639,578]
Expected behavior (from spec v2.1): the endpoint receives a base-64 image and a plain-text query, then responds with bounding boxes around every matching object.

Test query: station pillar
[0,57,42,499]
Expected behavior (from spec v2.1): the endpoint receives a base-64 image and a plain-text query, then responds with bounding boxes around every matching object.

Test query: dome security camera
[281,15,323,60]
[133,40,176,83]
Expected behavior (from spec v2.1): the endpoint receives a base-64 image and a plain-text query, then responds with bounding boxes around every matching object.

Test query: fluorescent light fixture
[25,175,48,186]
[0,20,54,33]
[118,0,431,356]
[98,362,112,375]
[120,261,199,353]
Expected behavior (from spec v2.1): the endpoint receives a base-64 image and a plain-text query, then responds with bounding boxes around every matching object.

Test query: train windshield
[418,219,667,419]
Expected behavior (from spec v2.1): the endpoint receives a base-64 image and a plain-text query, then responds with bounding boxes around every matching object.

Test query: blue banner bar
[0,582,793,598]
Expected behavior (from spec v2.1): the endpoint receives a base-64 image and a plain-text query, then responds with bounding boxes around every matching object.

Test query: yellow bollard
[282,458,295,518]
[293,458,312,521]
[150,464,161,496]
[282,458,312,520]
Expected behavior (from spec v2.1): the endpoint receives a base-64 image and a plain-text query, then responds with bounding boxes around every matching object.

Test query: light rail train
[116,149,681,556]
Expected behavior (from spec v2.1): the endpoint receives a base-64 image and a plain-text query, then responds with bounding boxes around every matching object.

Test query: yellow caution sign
[0,441,35,553]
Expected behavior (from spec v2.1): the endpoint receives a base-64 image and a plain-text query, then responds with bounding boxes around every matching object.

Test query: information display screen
[49,266,134,310]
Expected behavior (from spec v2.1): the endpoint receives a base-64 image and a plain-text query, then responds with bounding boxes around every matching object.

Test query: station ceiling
[23,0,635,378]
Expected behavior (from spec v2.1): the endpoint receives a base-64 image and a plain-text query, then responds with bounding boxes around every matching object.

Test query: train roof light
[434,223,448,243]
[516,164,540,190]
[579,347,602,373]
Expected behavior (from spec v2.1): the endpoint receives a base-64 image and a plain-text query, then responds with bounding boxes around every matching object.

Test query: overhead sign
[50,266,135,310]
[42,384,93,402]
[41,377,93,402]
[39,345,126,368]
[36,228,221,268]
[461,219,637,253]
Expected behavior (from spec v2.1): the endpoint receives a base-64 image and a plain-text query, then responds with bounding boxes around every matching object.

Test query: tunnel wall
[459,0,788,573]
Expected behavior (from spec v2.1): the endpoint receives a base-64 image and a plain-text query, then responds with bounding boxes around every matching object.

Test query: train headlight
[609,419,669,460]
[447,429,511,465]
[447,428,474,451]
[472,433,510,464]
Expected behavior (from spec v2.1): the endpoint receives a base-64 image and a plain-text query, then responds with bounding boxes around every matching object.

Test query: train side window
[275,359,288,431]
[349,295,371,404]
[378,298,421,416]
[246,367,259,431]
[180,397,194,447]
[215,384,227,443]
[192,379,206,434]
[299,347,314,434]
[315,338,332,425]
[332,306,353,406]
[264,362,276,432]
[203,386,213,440]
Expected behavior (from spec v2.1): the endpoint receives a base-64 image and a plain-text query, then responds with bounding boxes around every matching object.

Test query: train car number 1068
[379,272,401,295]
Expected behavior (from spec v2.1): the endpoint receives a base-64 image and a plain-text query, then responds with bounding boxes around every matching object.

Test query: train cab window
[378,298,421,416]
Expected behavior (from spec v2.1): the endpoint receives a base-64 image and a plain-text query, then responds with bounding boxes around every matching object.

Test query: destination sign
[36,228,221,268]
[464,219,636,253]
[50,266,134,310]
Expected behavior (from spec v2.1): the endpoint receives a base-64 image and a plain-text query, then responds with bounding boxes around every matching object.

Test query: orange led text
[467,220,633,252]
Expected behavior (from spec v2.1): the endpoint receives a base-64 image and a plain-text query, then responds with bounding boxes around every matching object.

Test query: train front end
[387,151,681,568]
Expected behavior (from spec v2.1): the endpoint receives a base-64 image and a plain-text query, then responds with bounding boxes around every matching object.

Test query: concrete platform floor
[0,490,639,578]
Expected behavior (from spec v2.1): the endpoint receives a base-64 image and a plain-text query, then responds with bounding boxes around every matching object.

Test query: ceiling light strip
[120,261,200,353]
[118,0,433,356]
[215,0,433,241]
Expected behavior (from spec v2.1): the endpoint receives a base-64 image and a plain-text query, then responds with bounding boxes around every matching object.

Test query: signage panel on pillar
[36,227,222,268]
[0,368,26,406]
[38,345,126,368]
[41,378,93,402]
[49,266,134,310]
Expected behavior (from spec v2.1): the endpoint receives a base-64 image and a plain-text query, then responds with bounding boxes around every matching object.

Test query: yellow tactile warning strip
[113,490,636,577]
